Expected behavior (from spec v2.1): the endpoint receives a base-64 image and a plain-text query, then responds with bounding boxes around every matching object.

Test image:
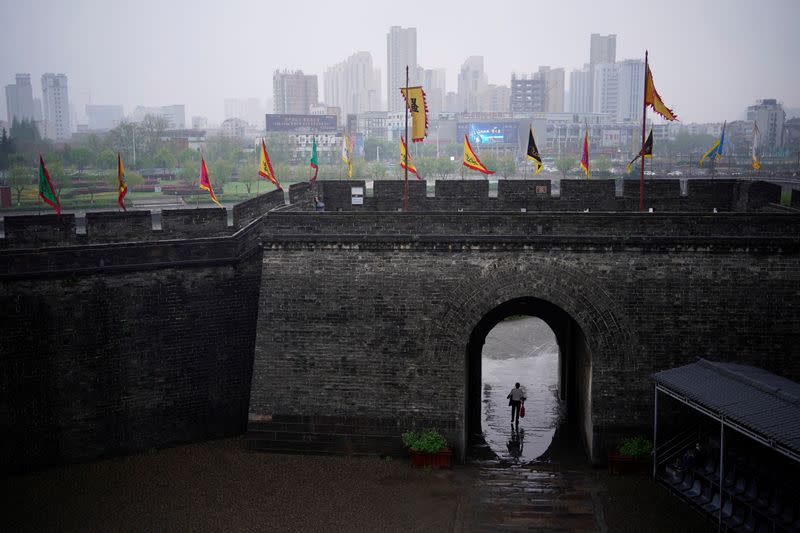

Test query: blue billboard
[458,122,519,145]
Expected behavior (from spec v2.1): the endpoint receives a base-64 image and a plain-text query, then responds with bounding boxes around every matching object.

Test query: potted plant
[608,436,653,474]
[402,429,452,469]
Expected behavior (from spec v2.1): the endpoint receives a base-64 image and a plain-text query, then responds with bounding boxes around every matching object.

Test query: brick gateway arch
[428,256,638,462]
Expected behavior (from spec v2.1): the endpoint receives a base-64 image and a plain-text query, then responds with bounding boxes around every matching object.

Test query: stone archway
[425,255,638,463]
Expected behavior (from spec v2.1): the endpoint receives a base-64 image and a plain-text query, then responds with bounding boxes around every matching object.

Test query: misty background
[1,0,798,125]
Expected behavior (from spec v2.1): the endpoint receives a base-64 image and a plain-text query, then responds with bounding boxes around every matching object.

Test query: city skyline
[1,0,799,125]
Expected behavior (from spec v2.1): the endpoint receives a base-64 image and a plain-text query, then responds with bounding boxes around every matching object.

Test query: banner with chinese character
[400,86,428,142]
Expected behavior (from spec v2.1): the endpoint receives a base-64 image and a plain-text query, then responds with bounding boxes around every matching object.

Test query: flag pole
[639,50,648,212]
[403,65,409,212]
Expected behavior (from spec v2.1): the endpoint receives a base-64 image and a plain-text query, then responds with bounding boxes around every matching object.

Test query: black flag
[628,129,654,172]
[526,127,542,174]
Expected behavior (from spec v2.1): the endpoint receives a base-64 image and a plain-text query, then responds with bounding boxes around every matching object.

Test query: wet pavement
[461,317,603,532]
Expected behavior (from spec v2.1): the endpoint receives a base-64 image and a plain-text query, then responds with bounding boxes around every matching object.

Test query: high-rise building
[590,34,617,66]
[131,105,186,129]
[569,66,592,113]
[224,97,264,126]
[592,60,644,123]
[588,34,616,113]
[511,74,544,113]
[191,116,208,129]
[420,67,446,118]
[273,70,319,115]
[71,88,91,131]
[537,66,565,113]
[386,26,417,113]
[324,52,382,119]
[5,73,36,124]
[478,84,511,113]
[747,98,786,150]
[86,104,124,131]
[41,73,71,141]
[457,56,488,112]
[511,67,564,114]
[615,59,645,123]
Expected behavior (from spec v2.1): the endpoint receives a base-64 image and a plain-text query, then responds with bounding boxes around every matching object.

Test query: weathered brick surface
[288,182,317,211]
[249,236,800,462]
[0,245,262,474]
[86,211,153,243]
[372,180,427,211]
[232,189,285,228]
[3,214,76,247]
[160,208,230,238]
[319,180,367,212]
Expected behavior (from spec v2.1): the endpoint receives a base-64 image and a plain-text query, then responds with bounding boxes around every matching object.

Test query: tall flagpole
[403,65,409,212]
[639,51,648,212]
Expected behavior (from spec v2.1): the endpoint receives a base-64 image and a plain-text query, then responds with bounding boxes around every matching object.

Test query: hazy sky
[1,0,798,124]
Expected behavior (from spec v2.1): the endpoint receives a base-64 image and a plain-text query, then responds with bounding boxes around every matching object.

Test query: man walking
[507,382,526,425]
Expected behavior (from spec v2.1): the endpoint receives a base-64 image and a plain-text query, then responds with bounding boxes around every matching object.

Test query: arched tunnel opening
[466,297,594,462]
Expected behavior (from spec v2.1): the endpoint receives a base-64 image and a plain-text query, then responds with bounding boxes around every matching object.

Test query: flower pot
[608,452,650,475]
[410,448,452,469]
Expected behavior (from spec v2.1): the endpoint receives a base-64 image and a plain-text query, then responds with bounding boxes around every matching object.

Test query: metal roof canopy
[653,358,800,464]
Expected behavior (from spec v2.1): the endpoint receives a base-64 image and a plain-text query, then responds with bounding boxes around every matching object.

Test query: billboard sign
[458,122,519,145]
[265,114,338,132]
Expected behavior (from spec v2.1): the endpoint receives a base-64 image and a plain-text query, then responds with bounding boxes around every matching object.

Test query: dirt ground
[0,437,711,532]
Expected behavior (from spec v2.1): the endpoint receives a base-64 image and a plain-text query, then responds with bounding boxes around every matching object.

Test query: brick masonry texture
[1,178,799,471]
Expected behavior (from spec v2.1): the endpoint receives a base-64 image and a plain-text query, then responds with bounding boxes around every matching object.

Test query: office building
[457,56,488,112]
[747,98,785,150]
[5,73,36,124]
[387,26,417,113]
[86,104,124,131]
[41,73,71,141]
[324,52,382,119]
[224,98,264,126]
[132,104,186,129]
[273,70,318,115]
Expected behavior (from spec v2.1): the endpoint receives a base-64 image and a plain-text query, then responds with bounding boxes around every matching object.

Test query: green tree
[595,156,612,175]
[496,155,517,179]
[96,149,117,170]
[153,147,178,170]
[363,137,393,162]
[10,118,40,142]
[555,155,577,178]
[8,165,32,205]
[210,159,232,190]
[70,147,94,174]
[368,160,387,180]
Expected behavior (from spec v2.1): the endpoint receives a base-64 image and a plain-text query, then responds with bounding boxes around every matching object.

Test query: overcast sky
[1,0,798,124]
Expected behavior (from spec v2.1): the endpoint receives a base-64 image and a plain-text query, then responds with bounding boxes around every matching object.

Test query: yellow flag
[462,135,494,175]
[399,136,419,178]
[644,64,677,121]
[341,129,352,179]
[258,139,283,190]
[400,86,428,142]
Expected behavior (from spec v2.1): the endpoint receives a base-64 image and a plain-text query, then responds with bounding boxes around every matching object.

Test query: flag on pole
[399,86,429,142]
[526,126,543,174]
[627,129,654,172]
[341,129,352,179]
[199,157,224,208]
[38,155,61,214]
[580,126,590,179]
[462,134,494,175]
[259,138,283,190]
[699,121,726,167]
[309,136,319,182]
[644,63,678,121]
[751,121,761,171]
[117,153,128,211]
[400,136,420,179]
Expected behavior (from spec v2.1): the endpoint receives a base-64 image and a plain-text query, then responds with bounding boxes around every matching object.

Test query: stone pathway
[458,459,605,533]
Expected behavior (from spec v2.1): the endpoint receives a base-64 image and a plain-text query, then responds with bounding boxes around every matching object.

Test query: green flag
[310,136,318,182]
[38,155,61,214]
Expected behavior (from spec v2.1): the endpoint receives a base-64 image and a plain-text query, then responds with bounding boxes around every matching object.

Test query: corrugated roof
[653,359,800,458]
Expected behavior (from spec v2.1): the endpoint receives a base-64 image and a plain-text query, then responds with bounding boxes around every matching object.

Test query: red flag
[580,127,590,179]
[199,157,223,208]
